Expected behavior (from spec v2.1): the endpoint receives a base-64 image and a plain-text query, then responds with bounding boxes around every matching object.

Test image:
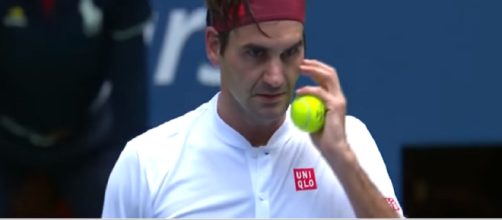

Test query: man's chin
[254,106,288,122]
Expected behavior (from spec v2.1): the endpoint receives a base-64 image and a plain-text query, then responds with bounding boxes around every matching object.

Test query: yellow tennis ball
[290,95,326,133]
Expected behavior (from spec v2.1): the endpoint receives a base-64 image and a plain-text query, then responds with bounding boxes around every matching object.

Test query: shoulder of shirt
[345,115,368,132]
[344,115,385,165]
[122,101,211,159]
[344,115,377,151]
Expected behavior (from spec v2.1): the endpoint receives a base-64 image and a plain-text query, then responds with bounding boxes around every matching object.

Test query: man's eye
[284,47,299,58]
[246,48,264,58]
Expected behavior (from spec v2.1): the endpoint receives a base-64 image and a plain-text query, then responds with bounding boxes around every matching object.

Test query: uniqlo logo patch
[385,198,401,211]
[293,168,317,191]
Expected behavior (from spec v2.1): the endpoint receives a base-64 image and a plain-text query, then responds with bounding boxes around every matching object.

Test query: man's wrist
[322,141,359,173]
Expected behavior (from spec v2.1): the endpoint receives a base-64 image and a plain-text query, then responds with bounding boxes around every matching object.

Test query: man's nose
[263,57,284,87]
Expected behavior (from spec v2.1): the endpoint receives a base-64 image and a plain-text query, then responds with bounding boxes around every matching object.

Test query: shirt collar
[210,92,295,152]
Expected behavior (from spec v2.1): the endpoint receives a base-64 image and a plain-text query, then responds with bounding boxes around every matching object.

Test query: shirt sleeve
[345,116,405,217]
[102,143,151,218]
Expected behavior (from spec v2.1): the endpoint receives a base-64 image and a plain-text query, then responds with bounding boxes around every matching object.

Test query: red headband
[211,0,306,32]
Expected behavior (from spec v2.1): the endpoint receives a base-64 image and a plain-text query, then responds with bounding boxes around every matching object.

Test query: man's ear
[205,27,221,65]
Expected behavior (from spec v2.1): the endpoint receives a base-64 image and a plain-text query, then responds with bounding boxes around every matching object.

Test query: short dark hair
[205,0,267,56]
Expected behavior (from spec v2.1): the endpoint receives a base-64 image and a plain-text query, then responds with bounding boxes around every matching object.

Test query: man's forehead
[231,21,304,48]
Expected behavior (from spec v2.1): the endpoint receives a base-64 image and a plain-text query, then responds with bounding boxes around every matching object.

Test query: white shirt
[102,93,403,218]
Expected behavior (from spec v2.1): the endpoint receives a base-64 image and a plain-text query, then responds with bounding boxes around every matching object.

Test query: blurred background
[147,0,502,217]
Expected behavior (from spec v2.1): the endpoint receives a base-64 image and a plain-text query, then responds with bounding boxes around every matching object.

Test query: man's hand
[297,59,350,161]
[296,59,400,218]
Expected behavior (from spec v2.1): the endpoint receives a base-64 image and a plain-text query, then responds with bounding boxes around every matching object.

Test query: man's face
[218,20,305,124]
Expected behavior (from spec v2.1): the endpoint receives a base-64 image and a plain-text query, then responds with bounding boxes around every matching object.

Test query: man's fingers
[300,64,336,92]
[300,59,342,95]
[303,59,336,75]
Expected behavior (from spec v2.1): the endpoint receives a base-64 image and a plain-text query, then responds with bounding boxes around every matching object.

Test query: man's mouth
[255,93,286,101]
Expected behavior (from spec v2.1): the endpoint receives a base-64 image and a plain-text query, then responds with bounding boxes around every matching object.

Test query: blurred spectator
[0,0,150,217]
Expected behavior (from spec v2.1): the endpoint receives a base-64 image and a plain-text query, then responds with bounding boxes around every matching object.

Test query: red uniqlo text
[293,168,317,191]
[385,198,401,211]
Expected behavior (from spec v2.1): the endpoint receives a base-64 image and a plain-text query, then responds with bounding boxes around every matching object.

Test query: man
[102,0,403,218]
[0,0,150,217]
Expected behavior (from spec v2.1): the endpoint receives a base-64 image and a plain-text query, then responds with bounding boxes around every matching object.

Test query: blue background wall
[146,0,502,202]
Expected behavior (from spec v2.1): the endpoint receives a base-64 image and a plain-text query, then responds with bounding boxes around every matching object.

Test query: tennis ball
[290,95,326,133]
